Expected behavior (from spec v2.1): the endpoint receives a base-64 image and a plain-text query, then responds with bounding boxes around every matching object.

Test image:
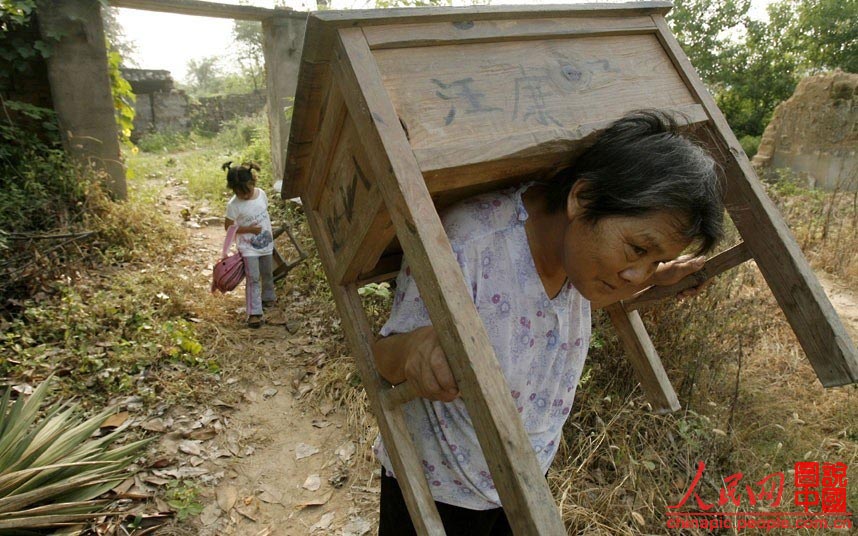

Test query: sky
[116,0,775,84]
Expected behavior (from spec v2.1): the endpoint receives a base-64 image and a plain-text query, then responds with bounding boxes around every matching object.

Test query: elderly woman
[372,111,724,535]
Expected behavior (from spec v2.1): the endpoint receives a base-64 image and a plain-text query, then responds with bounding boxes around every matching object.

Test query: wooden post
[605,303,680,414]
[303,205,446,534]
[37,0,127,199]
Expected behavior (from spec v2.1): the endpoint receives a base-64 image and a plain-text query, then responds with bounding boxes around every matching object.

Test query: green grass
[128,114,272,212]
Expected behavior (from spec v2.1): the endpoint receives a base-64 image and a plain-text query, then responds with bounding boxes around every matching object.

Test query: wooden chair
[281,4,858,533]
[271,220,307,281]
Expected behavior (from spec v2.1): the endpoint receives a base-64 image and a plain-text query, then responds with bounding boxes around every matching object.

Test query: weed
[359,282,394,332]
[164,480,204,521]
[125,114,273,213]
[136,130,193,153]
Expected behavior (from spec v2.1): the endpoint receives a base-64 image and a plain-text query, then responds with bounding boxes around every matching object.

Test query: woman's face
[562,188,692,307]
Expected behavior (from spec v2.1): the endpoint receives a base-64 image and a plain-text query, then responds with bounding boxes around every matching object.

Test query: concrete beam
[37,0,127,199]
[262,15,307,184]
[109,0,305,21]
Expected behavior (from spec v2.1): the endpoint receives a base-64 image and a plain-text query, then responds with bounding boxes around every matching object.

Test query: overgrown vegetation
[107,43,136,145]
[765,168,858,286]
[0,5,227,531]
[132,113,272,210]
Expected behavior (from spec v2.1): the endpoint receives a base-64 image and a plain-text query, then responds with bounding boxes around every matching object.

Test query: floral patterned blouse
[373,182,592,510]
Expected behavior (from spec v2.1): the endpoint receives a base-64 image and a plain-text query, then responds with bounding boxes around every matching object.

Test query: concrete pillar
[262,12,307,186]
[37,0,126,199]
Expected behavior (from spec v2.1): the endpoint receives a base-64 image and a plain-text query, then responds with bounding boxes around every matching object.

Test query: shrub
[0,101,87,235]
[739,134,761,158]
[0,379,151,532]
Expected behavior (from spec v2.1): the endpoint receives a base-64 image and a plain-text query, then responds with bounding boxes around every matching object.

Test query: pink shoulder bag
[211,225,245,293]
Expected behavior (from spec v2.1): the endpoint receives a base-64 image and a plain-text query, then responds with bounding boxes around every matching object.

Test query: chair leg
[605,302,681,414]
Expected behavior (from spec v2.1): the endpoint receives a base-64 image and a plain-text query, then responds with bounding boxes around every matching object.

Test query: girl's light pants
[244,254,275,315]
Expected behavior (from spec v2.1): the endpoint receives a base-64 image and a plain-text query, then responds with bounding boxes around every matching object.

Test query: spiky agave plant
[0,379,151,532]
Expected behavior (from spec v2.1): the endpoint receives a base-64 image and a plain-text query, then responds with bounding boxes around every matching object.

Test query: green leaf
[0,379,149,531]
[33,40,52,59]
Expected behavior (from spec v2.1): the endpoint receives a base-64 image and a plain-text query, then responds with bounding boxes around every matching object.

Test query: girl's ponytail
[242,162,261,172]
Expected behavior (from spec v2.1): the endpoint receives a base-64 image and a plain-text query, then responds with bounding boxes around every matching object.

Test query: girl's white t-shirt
[225,188,274,257]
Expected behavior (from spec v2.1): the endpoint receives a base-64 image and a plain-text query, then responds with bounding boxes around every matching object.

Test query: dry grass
[765,169,858,287]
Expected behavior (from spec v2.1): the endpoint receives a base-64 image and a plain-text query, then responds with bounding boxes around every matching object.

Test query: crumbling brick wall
[189,90,267,134]
[753,70,857,191]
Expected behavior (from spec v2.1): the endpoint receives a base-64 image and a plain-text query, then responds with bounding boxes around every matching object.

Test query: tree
[715,1,802,138]
[669,0,856,138]
[668,0,799,138]
[186,56,224,96]
[232,20,264,91]
[791,0,857,73]
[667,0,751,84]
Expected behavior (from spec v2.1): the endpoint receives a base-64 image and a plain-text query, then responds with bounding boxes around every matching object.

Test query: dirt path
[817,273,858,342]
[153,182,376,536]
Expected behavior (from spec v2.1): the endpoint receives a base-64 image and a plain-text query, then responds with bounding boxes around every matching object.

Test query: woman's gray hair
[546,110,724,254]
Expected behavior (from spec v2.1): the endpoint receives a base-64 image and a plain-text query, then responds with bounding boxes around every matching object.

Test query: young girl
[223,161,276,328]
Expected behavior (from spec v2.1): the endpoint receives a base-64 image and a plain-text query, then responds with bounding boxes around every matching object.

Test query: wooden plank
[305,83,347,210]
[652,15,858,387]
[416,104,708,182]
[284,60,331,199]
[287,4,678,196]
[315,3,673,26]
[623,243,753,311]
[373,35,701,178]
[287,4,674,195]
[381,381,419,409]
[604,303,681,414]
[299,3,674,87]
[262,15,306,186]
[311,112,396,284]
[303,206,445,535]
[331,124,396,285]
[334,26,566,535]
[109,0,302,21]
[362,16,657,50]
[314,118,375,253]
[336,208,396,285]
